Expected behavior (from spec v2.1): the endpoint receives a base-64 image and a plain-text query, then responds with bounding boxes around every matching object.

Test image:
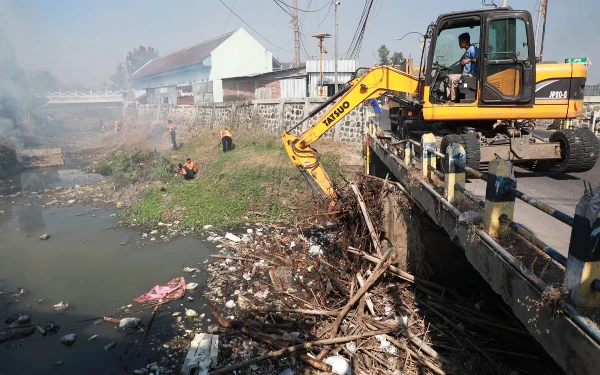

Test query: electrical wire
[222,0,237,34]
[273,0,294,17]
[304,1,333,35]
[217,0,292,52]
[346,0,376,60]
[274,0,330,12]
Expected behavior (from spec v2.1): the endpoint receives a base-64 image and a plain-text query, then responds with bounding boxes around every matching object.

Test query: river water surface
[0,164,216,374]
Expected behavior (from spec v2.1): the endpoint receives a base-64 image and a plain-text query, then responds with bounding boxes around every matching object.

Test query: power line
[272,0,294,17]
[217,0,292,52]
[346,0,375,60]
[222,0,237,34]
[274,0,330,12]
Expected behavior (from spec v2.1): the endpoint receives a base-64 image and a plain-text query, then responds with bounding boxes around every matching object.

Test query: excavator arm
[282,66,419,200]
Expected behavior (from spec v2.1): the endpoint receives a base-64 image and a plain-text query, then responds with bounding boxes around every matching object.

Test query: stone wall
[579,96,600,128]
[125,98,366,147]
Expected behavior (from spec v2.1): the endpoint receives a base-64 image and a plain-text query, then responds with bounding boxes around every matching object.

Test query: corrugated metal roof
[280,78,307,98]
[132,31,236,79]
[306,60,356,73]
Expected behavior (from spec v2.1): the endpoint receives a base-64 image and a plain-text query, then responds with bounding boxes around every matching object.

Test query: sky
[1,0,597,87]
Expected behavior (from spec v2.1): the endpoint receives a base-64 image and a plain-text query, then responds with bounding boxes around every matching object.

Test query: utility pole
[535,0,546,56]
[539,0,549,62]
[334,1,339,94]
[502,0,507,6]
[293,0,300,68]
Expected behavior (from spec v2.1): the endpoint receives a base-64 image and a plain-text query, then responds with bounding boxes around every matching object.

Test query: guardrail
[585,85,600,96]
[369,126,600,335]
[366,124,600,374]
[407,134,600,301]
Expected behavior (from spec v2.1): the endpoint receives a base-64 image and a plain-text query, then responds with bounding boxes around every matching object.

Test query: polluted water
[0,164,217,374]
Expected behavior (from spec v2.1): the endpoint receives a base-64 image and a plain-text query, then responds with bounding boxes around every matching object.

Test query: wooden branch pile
[203,178,561,375]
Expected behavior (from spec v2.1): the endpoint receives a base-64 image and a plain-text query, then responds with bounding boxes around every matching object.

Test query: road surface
[378,109,600,256]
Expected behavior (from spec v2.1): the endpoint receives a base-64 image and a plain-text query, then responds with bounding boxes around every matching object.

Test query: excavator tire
[439,134,481,173]
[574,127,600,172]
[549,129,587,173]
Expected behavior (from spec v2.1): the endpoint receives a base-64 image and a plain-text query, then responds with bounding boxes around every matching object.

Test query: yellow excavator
[282,6,598,200]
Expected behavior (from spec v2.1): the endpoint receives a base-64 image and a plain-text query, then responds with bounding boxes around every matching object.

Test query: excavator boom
[281,66,419,200]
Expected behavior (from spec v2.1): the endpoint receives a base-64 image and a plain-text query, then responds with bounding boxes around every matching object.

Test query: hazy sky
[1,0,597,87]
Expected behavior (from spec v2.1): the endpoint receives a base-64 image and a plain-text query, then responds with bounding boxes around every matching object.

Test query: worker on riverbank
[169,120,177,150]
[114,120,120,134]
[101,123,106,135]
[220,128,233,152]
[178,163,195,180]
[184,158,198,173]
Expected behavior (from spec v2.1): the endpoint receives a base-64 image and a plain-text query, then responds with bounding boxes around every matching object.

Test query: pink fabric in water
[134,276,186,303]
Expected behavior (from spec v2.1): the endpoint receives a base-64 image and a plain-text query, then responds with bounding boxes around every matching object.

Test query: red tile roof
[132,31,235,79]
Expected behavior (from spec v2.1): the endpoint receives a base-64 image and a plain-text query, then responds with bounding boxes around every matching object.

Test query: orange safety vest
[114,121,119,129]
[169,124,177,132]
[220,129,232,139]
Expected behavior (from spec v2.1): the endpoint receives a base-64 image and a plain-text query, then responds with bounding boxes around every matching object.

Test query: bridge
[43,91,124,109]
[366,112,600,375]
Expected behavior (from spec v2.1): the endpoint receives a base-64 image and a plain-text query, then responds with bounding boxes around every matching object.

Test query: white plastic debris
[150,229,158,235]
[186,282,199,290]
[53,301,69,312]
[185,309,198,318]
[225,300,236,309]
[181,333,219,375]
[203,224,213,230]
[307,245,323,258]
[119,317,140,330]
[242,272,252,281]
[88,335,98,341]
[183,267,198,273]
[345,341,357,353]
[246,228,253,234]
[224,232,241,242]
[324,356,351,375]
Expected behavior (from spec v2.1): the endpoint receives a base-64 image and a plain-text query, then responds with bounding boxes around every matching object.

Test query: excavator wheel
[438,134,481,174]
[574,127,600,172]
[548,128,597,173]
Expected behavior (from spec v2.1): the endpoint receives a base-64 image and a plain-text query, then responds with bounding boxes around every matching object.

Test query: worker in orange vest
[184,158,198,173]
[169,120,177,150]
[114,120,120,134]
[220,128,233,152]
[177,163,195,180]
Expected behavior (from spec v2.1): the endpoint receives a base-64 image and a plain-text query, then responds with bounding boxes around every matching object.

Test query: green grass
[112,133,347,229]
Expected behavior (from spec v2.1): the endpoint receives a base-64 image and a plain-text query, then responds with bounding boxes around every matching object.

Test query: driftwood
[138,304,161,356]
[317,247,397,361]
[253,307,338,317]
[209,328,397,375]
[351,184,383,257]
[0,327,35,343]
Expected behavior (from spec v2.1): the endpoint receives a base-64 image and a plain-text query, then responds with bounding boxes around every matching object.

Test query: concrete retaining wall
[124,98,367,147]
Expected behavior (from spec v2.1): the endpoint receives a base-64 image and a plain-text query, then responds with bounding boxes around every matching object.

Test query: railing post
[444,142,466,203]
[564,186,600,307]
[483,159,515,236]
[420,133,436,179]
[404,140,412,165]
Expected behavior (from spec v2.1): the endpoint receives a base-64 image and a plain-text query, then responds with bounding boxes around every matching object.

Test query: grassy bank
[95,131,346,228]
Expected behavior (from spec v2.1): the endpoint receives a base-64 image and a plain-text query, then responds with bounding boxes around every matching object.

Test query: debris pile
[202,178,560,375]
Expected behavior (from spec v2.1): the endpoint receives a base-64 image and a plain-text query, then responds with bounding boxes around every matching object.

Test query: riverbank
[45,129,358,232]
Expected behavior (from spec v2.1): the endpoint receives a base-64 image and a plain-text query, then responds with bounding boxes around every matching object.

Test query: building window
[163,96,169,104]
[158,87,168,94]
[257,88,271,99]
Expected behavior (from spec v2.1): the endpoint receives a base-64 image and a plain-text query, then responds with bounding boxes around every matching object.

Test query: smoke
[0,30,26,149]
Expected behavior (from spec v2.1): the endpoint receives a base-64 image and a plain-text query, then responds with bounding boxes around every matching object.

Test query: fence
[585,85,600,96]
[366,124,600,343]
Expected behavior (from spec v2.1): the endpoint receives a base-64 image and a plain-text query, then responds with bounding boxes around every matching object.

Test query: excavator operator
[445,32,478,103]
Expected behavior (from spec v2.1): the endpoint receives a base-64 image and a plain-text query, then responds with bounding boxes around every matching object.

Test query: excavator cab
[425,8,535,109]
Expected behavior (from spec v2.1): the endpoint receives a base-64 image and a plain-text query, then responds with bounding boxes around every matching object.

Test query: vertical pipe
[293,0,300,68]
[534,0,544,56]
[539,0,549,62]
[334,1,339,94]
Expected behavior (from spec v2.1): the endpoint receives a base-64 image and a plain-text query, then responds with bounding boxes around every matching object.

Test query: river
[0,163,217,374]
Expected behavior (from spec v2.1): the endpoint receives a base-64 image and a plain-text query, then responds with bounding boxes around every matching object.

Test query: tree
[391,52,405,66]
[377,45,390,66]
[27,70,59,95]
[111,46,159,89]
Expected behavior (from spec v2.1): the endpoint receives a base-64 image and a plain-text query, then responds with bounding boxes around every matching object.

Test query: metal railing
[370,129,600,344]
[585,85,600,96]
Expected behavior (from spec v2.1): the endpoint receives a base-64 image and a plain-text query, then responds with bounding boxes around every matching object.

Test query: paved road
[378,109,600,255]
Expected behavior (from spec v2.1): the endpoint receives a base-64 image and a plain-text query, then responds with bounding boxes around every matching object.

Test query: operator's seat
[458,76,477,103]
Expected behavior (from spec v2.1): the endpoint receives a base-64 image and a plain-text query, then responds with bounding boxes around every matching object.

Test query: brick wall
[223,77,282,100]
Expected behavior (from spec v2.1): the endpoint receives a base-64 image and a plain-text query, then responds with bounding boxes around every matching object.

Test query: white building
[130,28,278,104]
